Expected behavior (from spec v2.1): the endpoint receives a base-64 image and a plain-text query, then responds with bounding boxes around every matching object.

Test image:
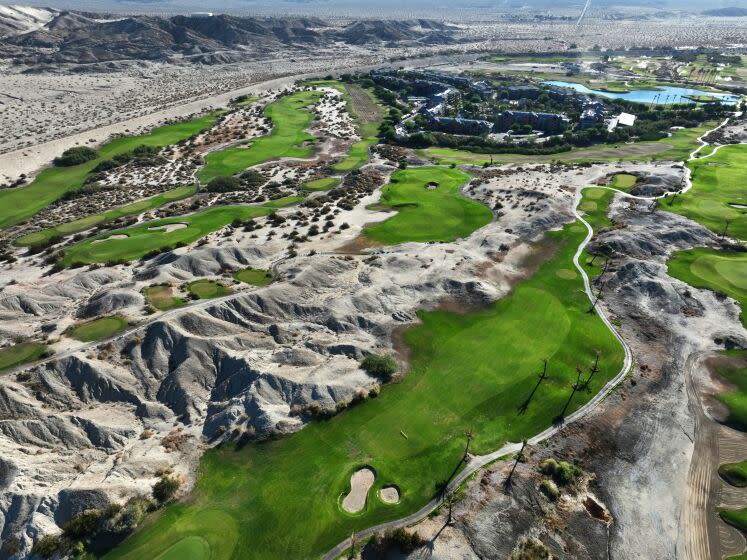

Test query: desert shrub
[510,537,552,560]
[539,458,581,486]
[102,497,149,534]
[32,535,62,558]
[63,509,102,540]
[360,354,398,380]
[206,176,242,192]
[152,475,181,502]
[364,528,426,558]
[53,146,98,167]
[539,479,559,501]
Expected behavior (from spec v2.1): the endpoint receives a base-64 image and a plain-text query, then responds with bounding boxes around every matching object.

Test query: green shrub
[365,527,426,557]
[539,458,581,486]
[206,176,242,193]
[510,537,552,560]
[539,479,559,501]
[63,509,102,540]
[32,534,62,558]
[53,146,98,167]
[360,354,398,380]
[152,476,181,503]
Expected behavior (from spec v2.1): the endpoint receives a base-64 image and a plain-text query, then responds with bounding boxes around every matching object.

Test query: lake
[544,81,740,105]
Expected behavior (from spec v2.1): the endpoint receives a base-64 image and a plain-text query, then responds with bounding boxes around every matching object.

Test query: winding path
[322,115,736,560]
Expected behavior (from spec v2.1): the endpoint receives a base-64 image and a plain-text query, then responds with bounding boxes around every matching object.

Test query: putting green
[233,268,273,286]
[15,185,197,247]
[105,195,624,560]
[187,280,232,300]
[364,167,492,244]
[0,342,47,372]
[144,285,186,311]
[0,113,221,231]
[155,536,210,560]
[66,316,128,342]
[667,248,746,327]
[669,144,747,241]
[62,206,272,266]
[609,173,638,192]
[198,91,323,183]
[304,177,340,191]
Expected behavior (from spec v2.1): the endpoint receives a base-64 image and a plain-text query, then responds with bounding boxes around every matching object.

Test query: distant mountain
[0,5,58,38]
[0,11,459,66]
[702,7,747,16]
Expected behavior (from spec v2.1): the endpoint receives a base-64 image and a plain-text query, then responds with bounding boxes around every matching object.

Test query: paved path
[322,115,737,560]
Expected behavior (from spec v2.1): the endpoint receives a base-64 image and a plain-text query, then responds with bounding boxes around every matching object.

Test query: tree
[360,354,398,380]
[504,440,528,489]
[519,359,549,414]
[53,146,98,167]
[206,176,242,193]
[152,476,181,503]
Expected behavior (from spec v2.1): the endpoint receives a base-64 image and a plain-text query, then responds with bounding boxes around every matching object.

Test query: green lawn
[144,285,186,311]
[420,123,718,167]
[198,91,323,183]
[66,316,129,342]
[304,177,340,191]
[0,113,221,231]
[721,507,747,533]
[104,196,624,560]
[62,206,272,266]
[667,248,746,327]
[187,280,232,300]
[609,173,639,192]
[669,144,747,241]
[364,167,492,244]
[720,460,747,487]
[0,342,48,372]
[233,268,273,286]
[15,185,197,247]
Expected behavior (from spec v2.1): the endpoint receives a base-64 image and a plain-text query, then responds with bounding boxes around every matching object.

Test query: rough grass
[187,281,232,300]
[0,113,221,231]
[420,123,717,166]
[66,316,128,342]
[719,460,747,487]
[669,144,747,241]
[62,206,271,266]
[667,248,746,327]
[198,91,323,183]
[0,342,47,372]
[233,268,273,286]
[364,167,493,244]
[144,285,186,311]
[104,198,624,560]
[304,177,340,191]
[714,353,747,431]
[14,185,197,247]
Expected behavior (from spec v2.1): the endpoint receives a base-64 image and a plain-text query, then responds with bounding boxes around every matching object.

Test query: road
[322,115,738,560]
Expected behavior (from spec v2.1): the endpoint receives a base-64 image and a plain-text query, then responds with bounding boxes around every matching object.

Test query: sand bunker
[149,223,188,233]
[729,203,747,209]
[379,485,401,504]
[92,234,128,244]
[341,467,375,513]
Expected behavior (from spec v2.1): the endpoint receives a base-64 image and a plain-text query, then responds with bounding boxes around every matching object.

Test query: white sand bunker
[148,223,187,233]
[92,234,128,244]
[379,485,401,504]
[341,467,375,513]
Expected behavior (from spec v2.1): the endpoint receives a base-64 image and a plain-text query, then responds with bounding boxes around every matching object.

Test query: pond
[544,81,740,105]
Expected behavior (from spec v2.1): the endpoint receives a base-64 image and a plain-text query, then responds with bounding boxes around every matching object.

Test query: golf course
[233,268,273,286]
[104,182,624,560]
[0,342,48,372]
[14,185,198,247]
[61,206,272,266]
[198,90,324,183]
[66,316,129,342]
[364,166,493,244]
[0,113,221,231]
[669,144,747,241]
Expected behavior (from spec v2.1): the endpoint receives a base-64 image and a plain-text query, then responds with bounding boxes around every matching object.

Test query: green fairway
[364,167,492,244]
[15,185,197,247]
[669,144,747,241]
[105,196,624,560]
[0,342,47,372]
[667,248,746,327]
[420,123,718,167]
[187,280,232,300]
[332,123,378,173]
[0,113,221,231]
[304,177,340,191]
[720,460,747,487]
[144,284,186,311]
[233,268,273,286]
[609,173,639,192]
[721,507,747,533]
[66,316,128,342]
[198,91,324,183]
[62,206,272,266]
